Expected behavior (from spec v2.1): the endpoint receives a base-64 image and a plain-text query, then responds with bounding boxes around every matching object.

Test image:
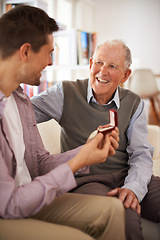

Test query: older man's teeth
[97,78,109,83]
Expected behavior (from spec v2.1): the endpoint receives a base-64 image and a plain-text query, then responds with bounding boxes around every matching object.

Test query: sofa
[38,120,160,240]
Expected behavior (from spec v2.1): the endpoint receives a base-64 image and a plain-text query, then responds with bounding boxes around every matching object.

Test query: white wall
[95,0,160,74]
[0,0,3,14]
[75,0,96,32]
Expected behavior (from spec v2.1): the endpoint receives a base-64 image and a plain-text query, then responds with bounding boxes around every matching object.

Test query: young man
[0,5,126,240]
[32,40,160,240]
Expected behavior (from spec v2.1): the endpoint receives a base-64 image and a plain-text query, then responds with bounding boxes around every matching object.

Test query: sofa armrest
[148,125,160,176]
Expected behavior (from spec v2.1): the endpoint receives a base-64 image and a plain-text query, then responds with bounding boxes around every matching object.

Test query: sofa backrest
[37,119,61,154]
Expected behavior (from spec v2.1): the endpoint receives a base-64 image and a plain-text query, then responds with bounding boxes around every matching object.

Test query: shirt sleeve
[122,99,154,202]
[31,82,64,123]
[0,149,76,219]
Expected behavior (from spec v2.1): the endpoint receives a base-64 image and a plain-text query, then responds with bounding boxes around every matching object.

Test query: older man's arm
[108,99,153,214]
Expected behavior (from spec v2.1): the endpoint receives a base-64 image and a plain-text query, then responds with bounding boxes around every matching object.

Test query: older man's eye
[95,61,103,65]
[110,64,117,69]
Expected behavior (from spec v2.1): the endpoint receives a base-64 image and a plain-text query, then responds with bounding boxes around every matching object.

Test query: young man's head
[0,5,59,96]
[0,4,59,59]
[89,40,132,105]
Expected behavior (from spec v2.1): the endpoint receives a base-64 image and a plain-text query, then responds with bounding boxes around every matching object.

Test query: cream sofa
[38,120,160,239]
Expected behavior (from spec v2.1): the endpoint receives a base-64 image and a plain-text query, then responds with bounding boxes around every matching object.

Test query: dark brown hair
[0,5,59,59]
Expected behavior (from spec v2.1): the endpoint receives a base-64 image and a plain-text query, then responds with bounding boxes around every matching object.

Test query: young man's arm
[0,130,117,219]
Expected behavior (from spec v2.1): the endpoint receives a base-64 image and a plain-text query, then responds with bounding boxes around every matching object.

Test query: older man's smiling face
[89,43,129,105]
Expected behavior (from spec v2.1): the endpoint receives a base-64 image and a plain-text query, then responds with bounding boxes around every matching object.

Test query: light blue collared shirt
[87,80,120,108]
[32,79,154,202]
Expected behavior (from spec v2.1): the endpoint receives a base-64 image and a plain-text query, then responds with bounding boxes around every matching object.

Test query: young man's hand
[108,127,119,156]
[68,132,113,173]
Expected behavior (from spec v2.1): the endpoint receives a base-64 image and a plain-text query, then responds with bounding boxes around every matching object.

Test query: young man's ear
[19,43,31,62]
[121,68,132,84]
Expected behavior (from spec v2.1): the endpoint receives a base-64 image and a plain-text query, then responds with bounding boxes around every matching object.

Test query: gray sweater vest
[59,79,141,174]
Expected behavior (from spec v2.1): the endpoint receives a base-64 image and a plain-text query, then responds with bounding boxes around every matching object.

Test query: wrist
[68,155,82,173]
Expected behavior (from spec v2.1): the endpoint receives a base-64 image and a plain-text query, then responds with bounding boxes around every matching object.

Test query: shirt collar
[87,78,120,109]
[14,85,27,99]
[0,86,27,117]
[0,90,5,100]
[0,90,7,117]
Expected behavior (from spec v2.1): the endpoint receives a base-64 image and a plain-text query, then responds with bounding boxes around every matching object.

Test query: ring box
[97,110,118,134]
[88,110,118,139]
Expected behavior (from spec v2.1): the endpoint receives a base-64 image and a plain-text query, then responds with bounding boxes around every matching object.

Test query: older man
[32,40,160,240]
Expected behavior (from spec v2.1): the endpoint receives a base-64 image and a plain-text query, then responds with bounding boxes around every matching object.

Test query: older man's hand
[107,187,141,214]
